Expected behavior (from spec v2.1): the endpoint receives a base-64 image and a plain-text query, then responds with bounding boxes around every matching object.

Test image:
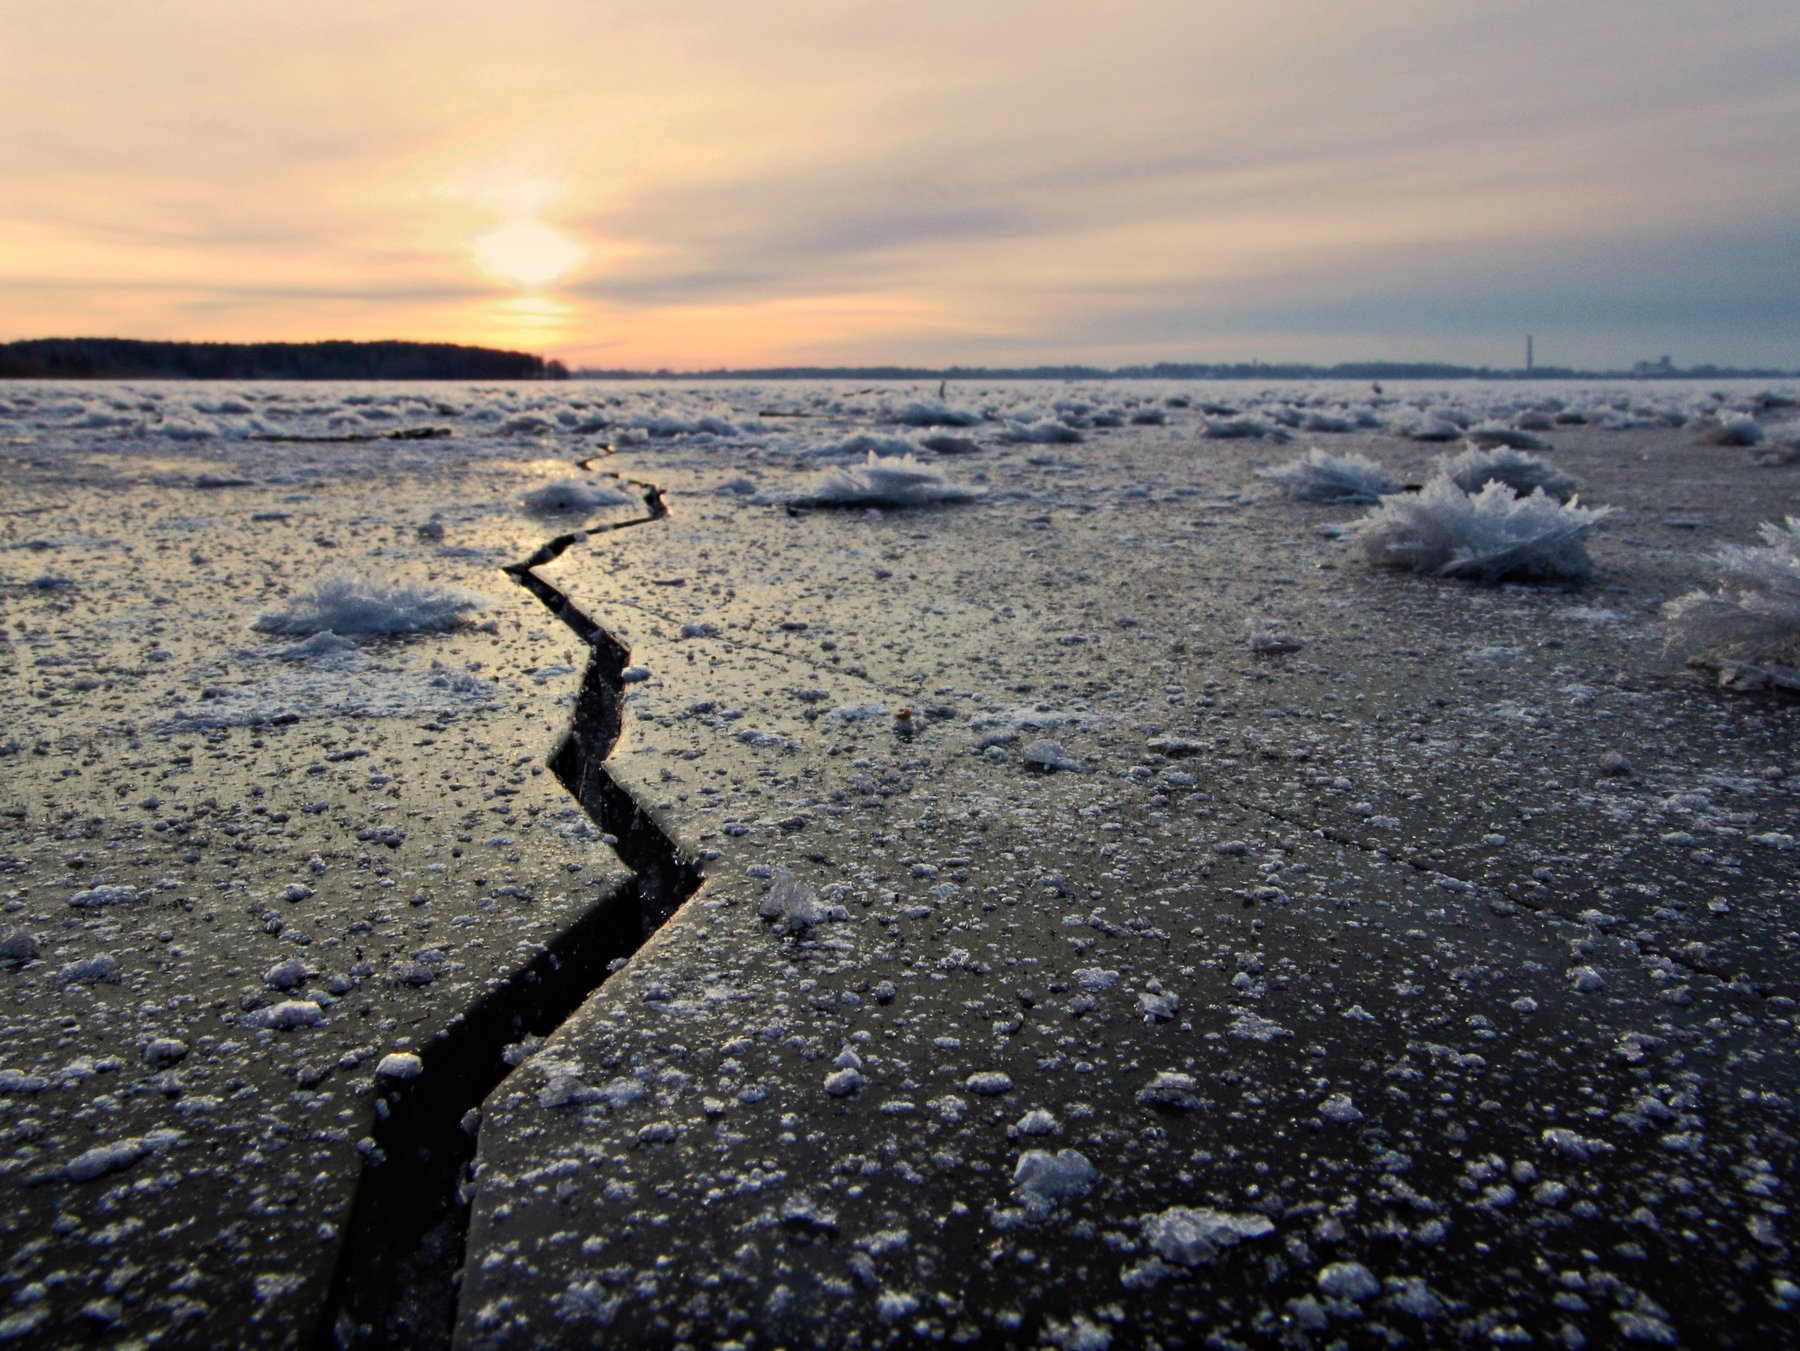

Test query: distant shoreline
[1,338,1792,382]
[571,361,1799,382]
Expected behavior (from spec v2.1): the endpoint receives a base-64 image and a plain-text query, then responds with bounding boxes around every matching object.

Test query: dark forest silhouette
[0,338,567,380]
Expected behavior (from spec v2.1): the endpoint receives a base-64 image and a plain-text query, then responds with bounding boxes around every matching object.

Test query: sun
[471,219,585,289]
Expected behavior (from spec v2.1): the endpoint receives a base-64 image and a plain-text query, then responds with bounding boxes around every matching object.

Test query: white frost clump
[1697,412,1764,446]
[1012,1148,1096,1206]
[1317,1261,1381,1302]
[1439,446,1577,502]
[1663,519,1800,689]
[519,477,636,515]
[1142,1206,1274,1266]
[0,928,40,963]
[890,400,980,428]
[1466,423,1548,450]
[808,432,917,461]
[1259,448,1398,503]
[64,1129,183,1183]
[793,452,984,509]
[1021,738,1084,772]
[1135,1070,1202,1109]
[1203,416,1289,442]
[68,885,139,909]
[1541,1126,1615,1160]
[375,1052,424,1081]
[1005,420,1084,444]
[260,1000,324,1030]
[758,865,839,932]
[1398,414,1464,442]
[272,630,359,661]
[253,575,480,636]
[1352,479,1610,582]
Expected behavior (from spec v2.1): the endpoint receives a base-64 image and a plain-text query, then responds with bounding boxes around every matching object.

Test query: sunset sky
[4,1,1798,370]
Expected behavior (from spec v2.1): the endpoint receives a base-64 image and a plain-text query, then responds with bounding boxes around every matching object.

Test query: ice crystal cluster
[1664,518,1800,689]
[793,451,984,508]
[1352,478,1610,582]
[253,575,480,636]
[1259,448,1399,504]
[1438,446,1578,502]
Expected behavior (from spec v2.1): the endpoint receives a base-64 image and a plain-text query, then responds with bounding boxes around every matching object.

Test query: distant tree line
[0,338,568,380]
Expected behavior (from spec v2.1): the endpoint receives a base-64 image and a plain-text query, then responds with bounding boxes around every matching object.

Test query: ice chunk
[1541,1126,1614,1160]
[1229,1011,1291,1041]
[1698,412,1764,446]
[824,1068,866,1096]
[57,954,120,984]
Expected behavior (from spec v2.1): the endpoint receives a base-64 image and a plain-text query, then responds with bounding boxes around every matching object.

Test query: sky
[3,0,1798,370]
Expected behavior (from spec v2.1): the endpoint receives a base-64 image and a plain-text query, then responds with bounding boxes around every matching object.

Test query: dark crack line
[314,471,701,1351]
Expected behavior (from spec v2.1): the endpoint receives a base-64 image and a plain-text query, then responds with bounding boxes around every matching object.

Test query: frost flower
[1352,478,1610,582]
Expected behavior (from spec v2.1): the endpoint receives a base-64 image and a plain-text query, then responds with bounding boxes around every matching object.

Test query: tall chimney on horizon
[1526,335,1534,373]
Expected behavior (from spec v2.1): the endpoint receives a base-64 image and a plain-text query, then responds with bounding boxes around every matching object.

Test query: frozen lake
[2,377,1797,1347]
